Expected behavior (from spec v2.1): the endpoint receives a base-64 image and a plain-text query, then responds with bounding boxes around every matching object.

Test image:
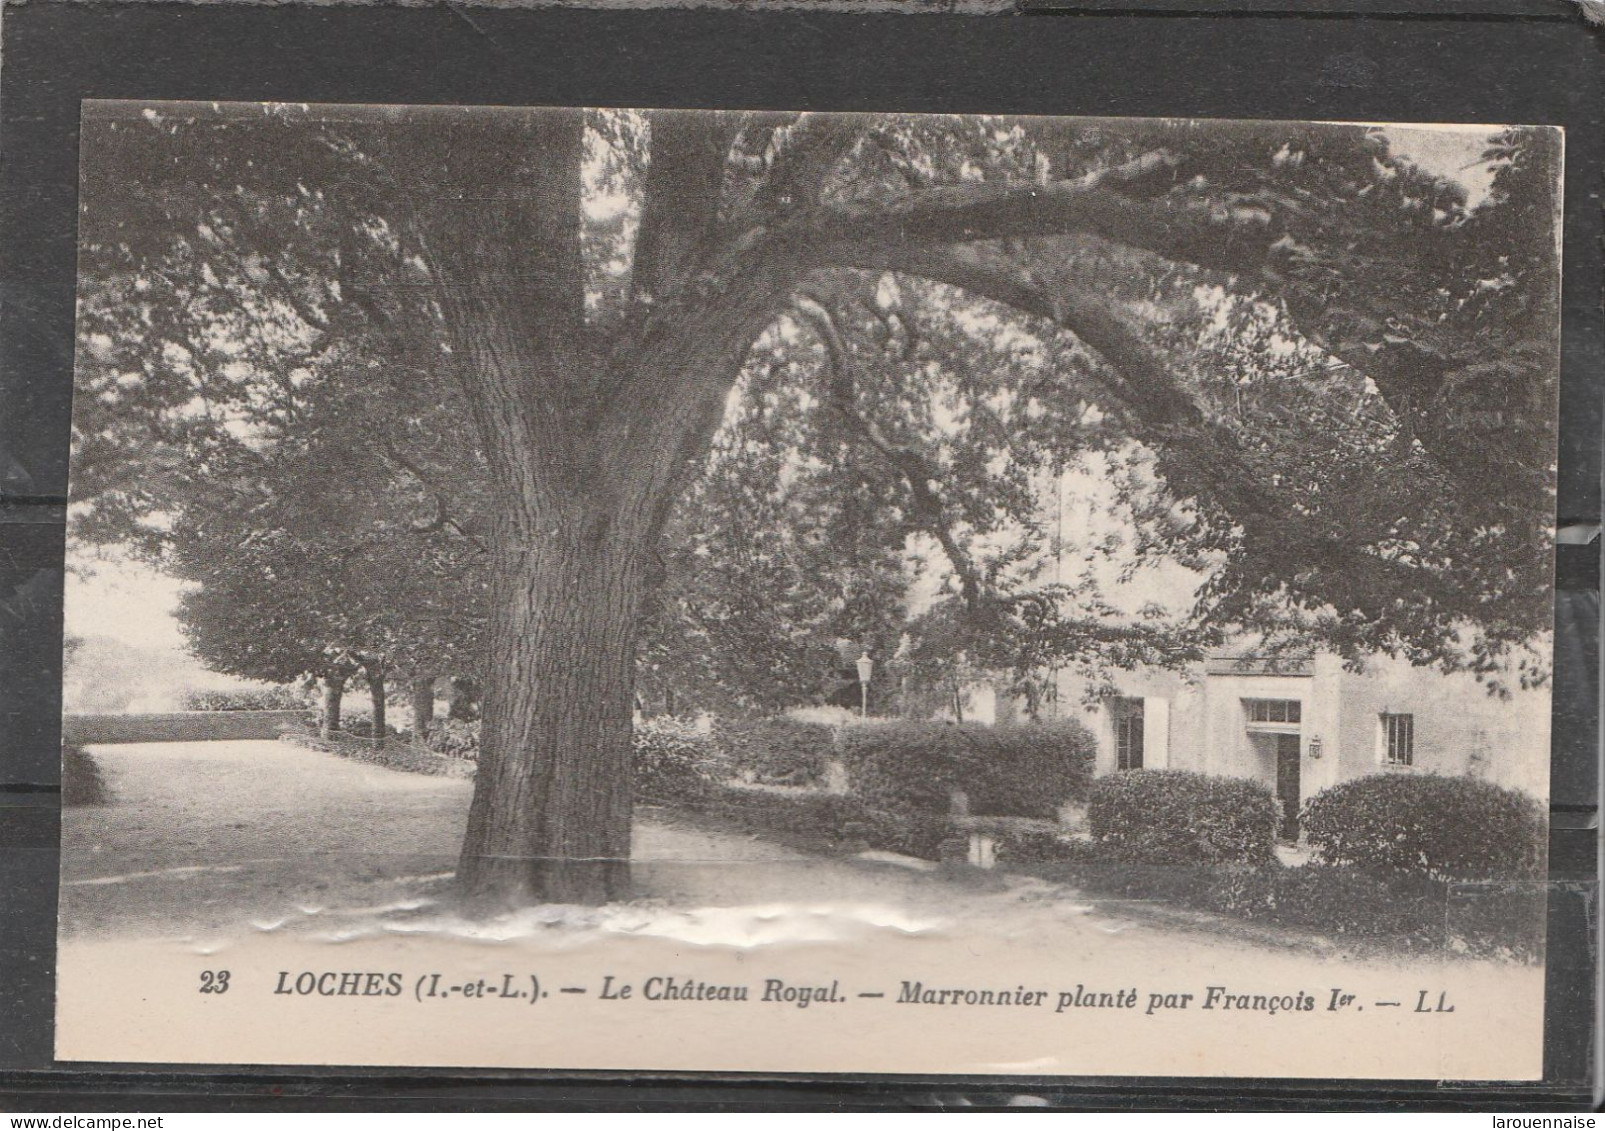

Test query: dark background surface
[0,0,1599,1110]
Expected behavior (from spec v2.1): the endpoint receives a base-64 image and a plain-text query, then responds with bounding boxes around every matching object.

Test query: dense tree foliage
[75,107,492,732]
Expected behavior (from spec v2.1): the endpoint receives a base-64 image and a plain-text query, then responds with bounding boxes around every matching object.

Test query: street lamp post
[856,652,873,720]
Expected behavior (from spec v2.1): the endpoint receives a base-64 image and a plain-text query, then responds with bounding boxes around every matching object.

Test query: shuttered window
[1114,701,1144,771]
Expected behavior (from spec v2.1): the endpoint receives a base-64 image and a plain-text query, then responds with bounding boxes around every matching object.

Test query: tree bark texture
[387,109,805,907]
[410,675,435,741]
[320,674,345,739]
[367,668,387,749]
[457,511,648,905]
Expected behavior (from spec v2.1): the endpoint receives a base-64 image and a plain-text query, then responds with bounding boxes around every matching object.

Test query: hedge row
[839,719,1095,820]
[633,717,717,804]
[629,717,951,861]
[63,710,311,745]
[989,768,1546,961]
[179,687,311,712]
[279,732,475,778]
[713,717,837,787]
[1087,770,1280,866]
[405,714,1097,824]
[675,784,953,861]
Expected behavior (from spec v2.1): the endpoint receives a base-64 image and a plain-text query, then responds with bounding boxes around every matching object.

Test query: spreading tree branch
[377,437,486,547]
[750,114,868,215]
[806,247,1433,614]
[805,176,1275,277]
[633,111,747,302]
[792,292,987,609]
[798,166,1542,502]
[827,242,1198,423]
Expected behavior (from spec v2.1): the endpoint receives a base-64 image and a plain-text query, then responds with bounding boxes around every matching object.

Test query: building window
[1244,698,1301,725]
[1113,701,1144,771]
[1381,713,1414,766]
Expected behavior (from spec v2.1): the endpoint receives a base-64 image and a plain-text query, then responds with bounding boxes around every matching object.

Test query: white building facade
[1047,651,1549,839]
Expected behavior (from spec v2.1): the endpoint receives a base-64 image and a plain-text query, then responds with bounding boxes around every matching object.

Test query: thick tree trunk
[367,668,387,750]
[411,676,435,742]
[389,110,805,909]
[320,675,345,739]
[457,511,648,907]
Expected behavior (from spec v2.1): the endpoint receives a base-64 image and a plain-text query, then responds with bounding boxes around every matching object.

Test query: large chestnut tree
[73,105,1560,904]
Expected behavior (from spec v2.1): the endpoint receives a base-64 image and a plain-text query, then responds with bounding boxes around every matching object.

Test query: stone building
[1052,649,1549,838]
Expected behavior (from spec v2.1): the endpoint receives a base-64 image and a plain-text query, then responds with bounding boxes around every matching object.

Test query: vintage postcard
[59,103,1561,1078]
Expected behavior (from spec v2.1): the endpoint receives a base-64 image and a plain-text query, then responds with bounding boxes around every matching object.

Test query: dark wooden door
[1275,733,1301,842]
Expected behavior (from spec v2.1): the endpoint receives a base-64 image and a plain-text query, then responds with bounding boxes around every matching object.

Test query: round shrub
[1087,770,1279,866]
[633,717,718,804]
[701,787,861,848]
[713,717,837,787]
[839,719,1094,820]
[1302,773,1545,880]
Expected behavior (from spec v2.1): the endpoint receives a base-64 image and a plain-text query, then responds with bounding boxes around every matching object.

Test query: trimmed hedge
[1302,773,1546,881]
[839,719,1095,819]
[1208,863,1453,945]
[1087,770,1279,866]
[180,686,311,711]
[633,717,718,804]
[63,710,310,744]
[685,784,950,861]
[713,717,837,787]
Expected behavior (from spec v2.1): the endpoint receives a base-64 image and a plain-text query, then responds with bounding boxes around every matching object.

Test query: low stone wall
[63,710,311,745]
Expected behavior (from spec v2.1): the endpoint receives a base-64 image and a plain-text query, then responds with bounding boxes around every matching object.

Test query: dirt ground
[57,740,1534,973]
[63,739,1090,942]
[58,740,1546,1079]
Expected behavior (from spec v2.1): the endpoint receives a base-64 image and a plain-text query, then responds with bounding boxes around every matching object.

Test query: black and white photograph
[57,103,1562,1078]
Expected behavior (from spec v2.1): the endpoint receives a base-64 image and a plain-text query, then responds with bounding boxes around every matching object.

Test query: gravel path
[63,740,1050,940]
[57,740,1544,1080]
[57,740,1536,976]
